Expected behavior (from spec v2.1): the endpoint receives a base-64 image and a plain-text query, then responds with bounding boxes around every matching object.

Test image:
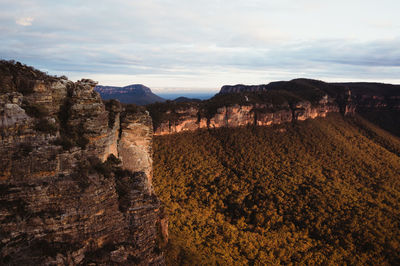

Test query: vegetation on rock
[1,61,166,265]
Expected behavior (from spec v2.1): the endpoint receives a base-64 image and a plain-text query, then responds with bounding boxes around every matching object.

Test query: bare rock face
[66,79,120,161]
[293,99,340,121]
[154,106,205,135]
[209,105,254,128]
[1,101,29,128]
[23,79,69,116]
[102,100,122,162]
[153,95,342,135]
[0,61,166,265]
[255,108,293,126]
[118,111,154,193]
[150,77,383,136]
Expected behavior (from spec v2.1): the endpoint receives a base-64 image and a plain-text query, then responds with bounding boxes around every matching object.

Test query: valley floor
[153,114,400,265]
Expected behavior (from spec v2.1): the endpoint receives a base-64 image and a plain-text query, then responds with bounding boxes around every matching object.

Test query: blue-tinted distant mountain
[173,96,202,103]
[95,84,165,105]
[157,92,214,100]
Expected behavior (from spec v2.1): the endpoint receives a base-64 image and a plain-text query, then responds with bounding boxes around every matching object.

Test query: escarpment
[149,82,352,135]
[149,79,400,136]
[151,99,342,135]
[0,61,166,265]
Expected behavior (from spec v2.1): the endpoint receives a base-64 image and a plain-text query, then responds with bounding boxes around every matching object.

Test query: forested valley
[153,114,400,265]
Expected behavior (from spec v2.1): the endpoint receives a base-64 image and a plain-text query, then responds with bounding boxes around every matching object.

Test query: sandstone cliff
[152,100,342,135]
[0,61,166,265]
[150,90,348,136]
[149,79,400,136]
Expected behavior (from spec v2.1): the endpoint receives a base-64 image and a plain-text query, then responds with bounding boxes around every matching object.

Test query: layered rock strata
[0,61,166,265]
[152,80,400,136]
[153,96,343,135]
[118,111,154,192]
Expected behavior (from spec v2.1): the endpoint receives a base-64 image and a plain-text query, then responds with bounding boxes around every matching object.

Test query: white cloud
[16,16,34,26]
[1,1,400,91]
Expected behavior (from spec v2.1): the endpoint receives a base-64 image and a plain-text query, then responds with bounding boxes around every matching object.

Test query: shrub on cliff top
[124,103,145,114]
[146,101,200,130]
[0,60,61,94]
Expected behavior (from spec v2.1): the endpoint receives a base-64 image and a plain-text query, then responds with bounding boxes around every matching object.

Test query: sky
[1,0,400,93]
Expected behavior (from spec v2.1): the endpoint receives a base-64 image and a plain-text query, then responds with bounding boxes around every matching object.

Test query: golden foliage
[153,114,400,265]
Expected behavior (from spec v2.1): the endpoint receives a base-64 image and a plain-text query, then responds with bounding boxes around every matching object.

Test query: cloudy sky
[1,0,400,93]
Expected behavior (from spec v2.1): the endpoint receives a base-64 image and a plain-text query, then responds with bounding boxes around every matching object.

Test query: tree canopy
[153,114,400,265]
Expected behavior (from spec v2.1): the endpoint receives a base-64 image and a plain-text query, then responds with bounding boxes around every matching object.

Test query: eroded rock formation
[0,61,166,265]
[151,79,400,136]
[118,111,154,192]
[152,95,343,135]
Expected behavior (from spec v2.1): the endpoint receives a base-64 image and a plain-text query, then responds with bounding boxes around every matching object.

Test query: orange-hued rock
[256,109,293,126]
[152,79,400,136]
[209,105,254,128]
[293,100,340,121]
[154,106,204,135]
[153,98,342,135]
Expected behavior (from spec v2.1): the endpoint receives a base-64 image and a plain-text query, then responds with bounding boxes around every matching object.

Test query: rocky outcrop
[118,111,154,193]
[0,61,166,265]
[152,79,400,136]
[293,99,341,121]
[0,95,29,128]
[209,105,254,128]
[153,95,342,135]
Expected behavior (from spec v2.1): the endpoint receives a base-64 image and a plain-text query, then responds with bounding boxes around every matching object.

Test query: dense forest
[152,114,400,265]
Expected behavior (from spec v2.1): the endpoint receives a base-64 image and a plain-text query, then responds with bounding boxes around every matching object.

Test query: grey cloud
[1,0,400,87]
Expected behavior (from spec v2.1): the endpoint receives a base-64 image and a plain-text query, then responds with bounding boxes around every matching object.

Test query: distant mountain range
[95,84,165,105]
[219,78,400,96]
[172,96,202,103]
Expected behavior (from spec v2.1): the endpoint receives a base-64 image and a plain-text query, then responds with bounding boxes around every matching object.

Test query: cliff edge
[148,79,355,135]
[0,61,167,265]
[148,78,399,136]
